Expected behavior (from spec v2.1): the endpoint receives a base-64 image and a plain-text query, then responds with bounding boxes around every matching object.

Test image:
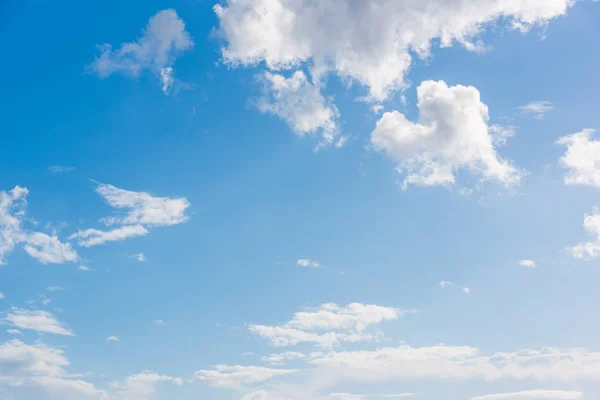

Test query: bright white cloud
[557,129,600,187]
[296,258,320,268]
[471,390,583,400]
[79,265,91,272]
[86,9,193,94]
[4,308,75,336]
[195,365,298,389]
[106,336,120,342]
[23,232,78,264]
[109,371,182,400]
[0,186,29,264]
[371,80,522,189]
[96,183,190,227]
[7,329,22,335]
[518,259,536,268]
[0,339,107,399]
[214,0,572,102]
[262,351,306,365]
[249,303,406,347]
[517,101,554,119]
[256,71,339,147]
[69,225,149,247]
[568,206,600,259]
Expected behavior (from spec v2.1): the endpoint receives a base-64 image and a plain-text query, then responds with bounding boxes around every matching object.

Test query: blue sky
[1,0,600,399]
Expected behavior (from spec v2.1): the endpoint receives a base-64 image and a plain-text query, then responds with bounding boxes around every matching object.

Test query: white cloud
[214,0,572,103]
[471,390,583,400]
[4,308,74,336]
[23,232,78,264]
[79,265,91,272]
[518,259,536,268]
[69,225,149,247]
[130,252,146,262]
[47,165,75,174]
[371,80,522,189]
[518,101,554,119]
[0,186,29,264]
[0,292,4,300]
[96,183,190,227]
[7,329,22,335]
[47,286,65,292]
[195,365,298,389]
[42,298,52,306]
[249,303,406,347]
[330,394,415,400]
[70,183,189,247]
[296,259,320,268]
[106,336,119,342]
[568,206,600,259]
[262,352,306,365]
[557,129,600,187]
[256,71,339,147]
[86,9,193,94]
[109,371,182,400]
[309,344,600,382]
[439,281,470,294]
[0,339,107,399]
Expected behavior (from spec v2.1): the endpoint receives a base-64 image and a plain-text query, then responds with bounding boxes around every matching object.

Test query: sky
[1,0,600,399]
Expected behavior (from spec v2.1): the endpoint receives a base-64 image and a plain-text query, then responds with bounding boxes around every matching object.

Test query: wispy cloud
[4,308,75,336]
[517,101,554,119]
[439,281,470,294]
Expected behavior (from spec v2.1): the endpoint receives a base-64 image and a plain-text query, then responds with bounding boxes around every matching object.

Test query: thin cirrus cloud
[3,308,75,336]
[86,9,194,94]
[214,0,573,146]
[296,258,320,268]
[518,259,536,268]
[109,371,183,399]
[371,81,522,190]
[439,281,470,294]
[517,101,554,120]
[470,390,583,400]
[69,183,190,247]
[47,165,75,174]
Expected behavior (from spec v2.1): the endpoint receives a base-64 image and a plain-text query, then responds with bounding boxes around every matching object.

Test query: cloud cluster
[249,303,406,347]
[195,365,298,389]
[0,187,78,265]
[557,129,600,187]
[109,371,182,400]
[371,81,522,189]
[87,9,193,94]
[3,308,75,336]
[69,183,189,247]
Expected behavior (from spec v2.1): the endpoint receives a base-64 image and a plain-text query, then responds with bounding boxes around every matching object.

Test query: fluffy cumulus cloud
[471,390,583,400]
[256,71,340,147]
[109,371,182,400]
[0,339,107,399]
[23,232,78,264]
[517,101,554,120]
[371,81,522,189]
[214,0,572,102]
[69,183,189,247]
[86,9,193,94]
[557,129,600,187]
[0,186,29,264]
[567,206,600,259]
[3,308,75,336]
[296,258,320,268]
[249,303,406,347]
[195,365,298,389]
[214,0,573,143]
